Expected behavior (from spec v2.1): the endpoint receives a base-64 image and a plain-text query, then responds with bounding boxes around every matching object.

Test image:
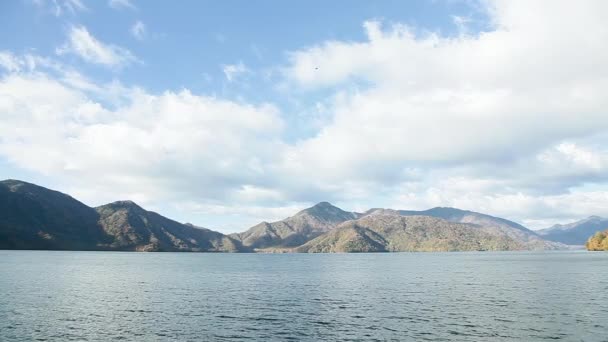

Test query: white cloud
[174,201,307,231]
[56,26,138,67]
[452,15,472,35]
[4,0,608,232]
[282,1,608,185]
[266,0,608,229]
[0,52,23,72]
[0,51,71,74]
[538,143,603,172]
[389,178,608,230]
[130,21,146,40]
[222,62,249,82]
[0,63,285,214]
[0,53,292,232]
[108,0,136,10]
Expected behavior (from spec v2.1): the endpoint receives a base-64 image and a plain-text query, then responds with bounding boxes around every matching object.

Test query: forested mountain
[0,180,240,252]
[1,179,566,252]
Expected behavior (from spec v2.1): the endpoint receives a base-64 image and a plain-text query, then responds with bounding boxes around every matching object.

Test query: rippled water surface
[1,251,607,341]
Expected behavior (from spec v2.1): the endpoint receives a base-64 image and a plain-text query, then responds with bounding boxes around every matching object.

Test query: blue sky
[1,0,484,139]
[1,0,608,232]
[1,1,481,87]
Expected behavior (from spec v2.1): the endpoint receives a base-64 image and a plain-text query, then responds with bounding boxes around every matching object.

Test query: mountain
[230,202,359,250]
[239,205,563,253]
[586,230,608,251]
[0,179,241,252]
[393,207,560,250]
[297,213,525,252]
[96,201,240,252]
[538,216,608,245]
[1,179,566,252]
[0,179,110,250]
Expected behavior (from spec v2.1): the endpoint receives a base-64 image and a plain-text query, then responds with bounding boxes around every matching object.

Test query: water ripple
[0,250,607,341]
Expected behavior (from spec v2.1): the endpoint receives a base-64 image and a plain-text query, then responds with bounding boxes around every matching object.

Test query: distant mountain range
[232,204,561,252]
[538,216,608,245]
[296,214,524,252]
[0,179,588,252]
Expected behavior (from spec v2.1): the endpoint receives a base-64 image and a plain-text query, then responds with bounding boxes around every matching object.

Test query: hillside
[230,201,358,250]
[1,179,567,252]
[586,230,608,251]
[0,180,241,252]
[0,179,111,250]
[96,201,241,252]
[297,213,525,253]
[395,207,561,250]
[538,216,608,245]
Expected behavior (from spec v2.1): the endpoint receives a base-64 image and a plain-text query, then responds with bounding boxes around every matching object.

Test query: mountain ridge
[229,201,359,250]
[0,179,240,252]
[393,207,557,250]
[538,216,608,245]
[1,179,567,252]
[296,214,528,253]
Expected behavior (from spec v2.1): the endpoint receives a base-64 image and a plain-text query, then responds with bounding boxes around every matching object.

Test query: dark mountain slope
[0,179,241,252]
[0,179,109,250]
[0,179,566,252]
[96,201,241,252]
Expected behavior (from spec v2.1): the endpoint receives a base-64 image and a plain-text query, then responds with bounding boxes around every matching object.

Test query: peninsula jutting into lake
[3,179,603,253]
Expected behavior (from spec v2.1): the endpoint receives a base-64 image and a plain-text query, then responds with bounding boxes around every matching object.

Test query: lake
[0,250,607,341]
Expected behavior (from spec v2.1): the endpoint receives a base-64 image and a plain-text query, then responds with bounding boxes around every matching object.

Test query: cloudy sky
[1,0,608,232]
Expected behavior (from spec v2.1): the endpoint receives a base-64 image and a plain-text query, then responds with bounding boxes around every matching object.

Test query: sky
[1,0,608,233]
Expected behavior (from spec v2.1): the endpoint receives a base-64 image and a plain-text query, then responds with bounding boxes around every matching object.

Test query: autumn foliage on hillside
[586,230,608,251]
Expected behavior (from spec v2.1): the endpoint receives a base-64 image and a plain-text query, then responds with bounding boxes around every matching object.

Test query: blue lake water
[0,250,607,341]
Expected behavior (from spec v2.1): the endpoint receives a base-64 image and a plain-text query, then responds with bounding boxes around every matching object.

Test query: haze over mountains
[538,216,608,245]
[1,179,602,252]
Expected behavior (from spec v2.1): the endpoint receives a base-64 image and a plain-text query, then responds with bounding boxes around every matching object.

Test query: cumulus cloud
[284,20,608,167]
[56,26,139,67]
[386,176,608,229]
[281,3,608,181]
[536,143,605,180]
[3,0,608,232]
[273,0,608,228]
[0,59,285,215]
